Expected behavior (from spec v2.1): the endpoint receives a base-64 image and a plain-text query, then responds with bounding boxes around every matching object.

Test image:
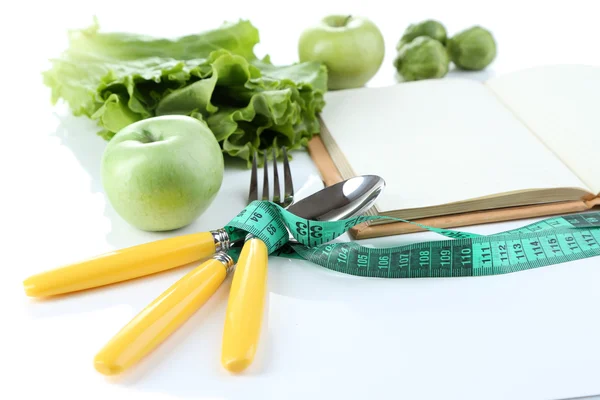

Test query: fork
[248,147,294,207]
[221,147,294,373]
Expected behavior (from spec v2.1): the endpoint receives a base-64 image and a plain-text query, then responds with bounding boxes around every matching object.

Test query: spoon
[286,174,385,222]
[226,174,386,249]
[221,174,385,372]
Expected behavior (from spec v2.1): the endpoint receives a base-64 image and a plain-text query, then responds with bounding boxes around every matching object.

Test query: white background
[2,1,600,399]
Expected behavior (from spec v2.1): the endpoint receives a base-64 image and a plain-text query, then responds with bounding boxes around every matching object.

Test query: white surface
[487,64,600,194]
[3,1,600,400]
[320,76,589,211]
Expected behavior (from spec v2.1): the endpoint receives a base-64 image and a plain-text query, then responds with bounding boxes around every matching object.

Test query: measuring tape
[225,201,600,278]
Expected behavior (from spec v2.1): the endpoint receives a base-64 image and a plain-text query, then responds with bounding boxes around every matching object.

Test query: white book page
[486,64,600,194]
[320,79,589,212]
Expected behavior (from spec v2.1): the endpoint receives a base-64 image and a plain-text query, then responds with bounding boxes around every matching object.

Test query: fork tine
[262,150,269,201]
[248,150,258,203]
[282,147,294,207]
[272,147,281,205]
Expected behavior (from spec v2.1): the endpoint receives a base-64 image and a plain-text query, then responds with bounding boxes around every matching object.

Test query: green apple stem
[140,129,162,143]
[327,15,353,27]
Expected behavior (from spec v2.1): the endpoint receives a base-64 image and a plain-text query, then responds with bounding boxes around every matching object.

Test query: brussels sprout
[394,36,449,81]
[396,20,447,50]
[447,26,496,70]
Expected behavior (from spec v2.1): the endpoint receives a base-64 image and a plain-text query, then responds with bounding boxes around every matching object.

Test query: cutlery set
[23,147,385,375]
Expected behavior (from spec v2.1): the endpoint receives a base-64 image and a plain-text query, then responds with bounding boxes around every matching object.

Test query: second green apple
[298,15,385,90]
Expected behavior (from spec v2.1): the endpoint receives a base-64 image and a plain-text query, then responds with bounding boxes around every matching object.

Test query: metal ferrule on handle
[213,251,235,275]
[213,251,234,269]
[212,228,231,253]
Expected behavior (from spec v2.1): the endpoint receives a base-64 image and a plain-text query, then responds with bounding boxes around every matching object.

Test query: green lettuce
[43,20,327,165]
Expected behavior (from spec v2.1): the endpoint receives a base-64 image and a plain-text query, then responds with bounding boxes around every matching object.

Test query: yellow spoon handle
[23,230,222,298]
[221,237,269,373]
[94,254,233,376]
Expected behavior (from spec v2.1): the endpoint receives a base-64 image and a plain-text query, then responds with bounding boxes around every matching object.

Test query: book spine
[585,196,600,208]
[307,135,343,187]
[350,200,593,239]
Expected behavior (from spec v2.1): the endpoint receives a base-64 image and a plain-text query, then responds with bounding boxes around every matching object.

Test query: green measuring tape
[225,201,600,278]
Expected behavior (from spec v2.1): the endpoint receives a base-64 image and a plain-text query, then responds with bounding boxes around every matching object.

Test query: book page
[486,65,600,194]
[319,79,590,213]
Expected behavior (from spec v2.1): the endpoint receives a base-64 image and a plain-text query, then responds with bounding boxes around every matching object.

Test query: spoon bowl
[287,175,385,221]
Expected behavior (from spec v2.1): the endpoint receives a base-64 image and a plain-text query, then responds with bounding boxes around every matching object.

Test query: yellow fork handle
[94,256,231,376]
[23,231,217,298]
[221,238,269,373]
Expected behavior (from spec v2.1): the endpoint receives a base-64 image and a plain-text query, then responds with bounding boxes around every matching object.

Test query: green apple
[101,115,224,231]
[298,15,385,90]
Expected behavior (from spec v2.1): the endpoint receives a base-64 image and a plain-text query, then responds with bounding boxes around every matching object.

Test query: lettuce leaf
[43,20,327,165]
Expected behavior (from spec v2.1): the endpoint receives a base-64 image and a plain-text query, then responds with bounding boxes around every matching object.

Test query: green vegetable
[43,20,327,166]
[396,20,447,50]
[393,36,449,81]
[447,26,496,70]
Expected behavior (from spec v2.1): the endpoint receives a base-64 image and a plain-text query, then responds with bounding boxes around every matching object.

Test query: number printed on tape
[225,202,600,278]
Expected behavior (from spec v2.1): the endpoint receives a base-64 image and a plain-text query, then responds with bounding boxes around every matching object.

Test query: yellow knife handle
[23,230,224,298]
[221,237,269,373]
[94,254,233,376]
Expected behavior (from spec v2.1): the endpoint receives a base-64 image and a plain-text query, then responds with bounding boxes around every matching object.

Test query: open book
[309,64,600,239]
